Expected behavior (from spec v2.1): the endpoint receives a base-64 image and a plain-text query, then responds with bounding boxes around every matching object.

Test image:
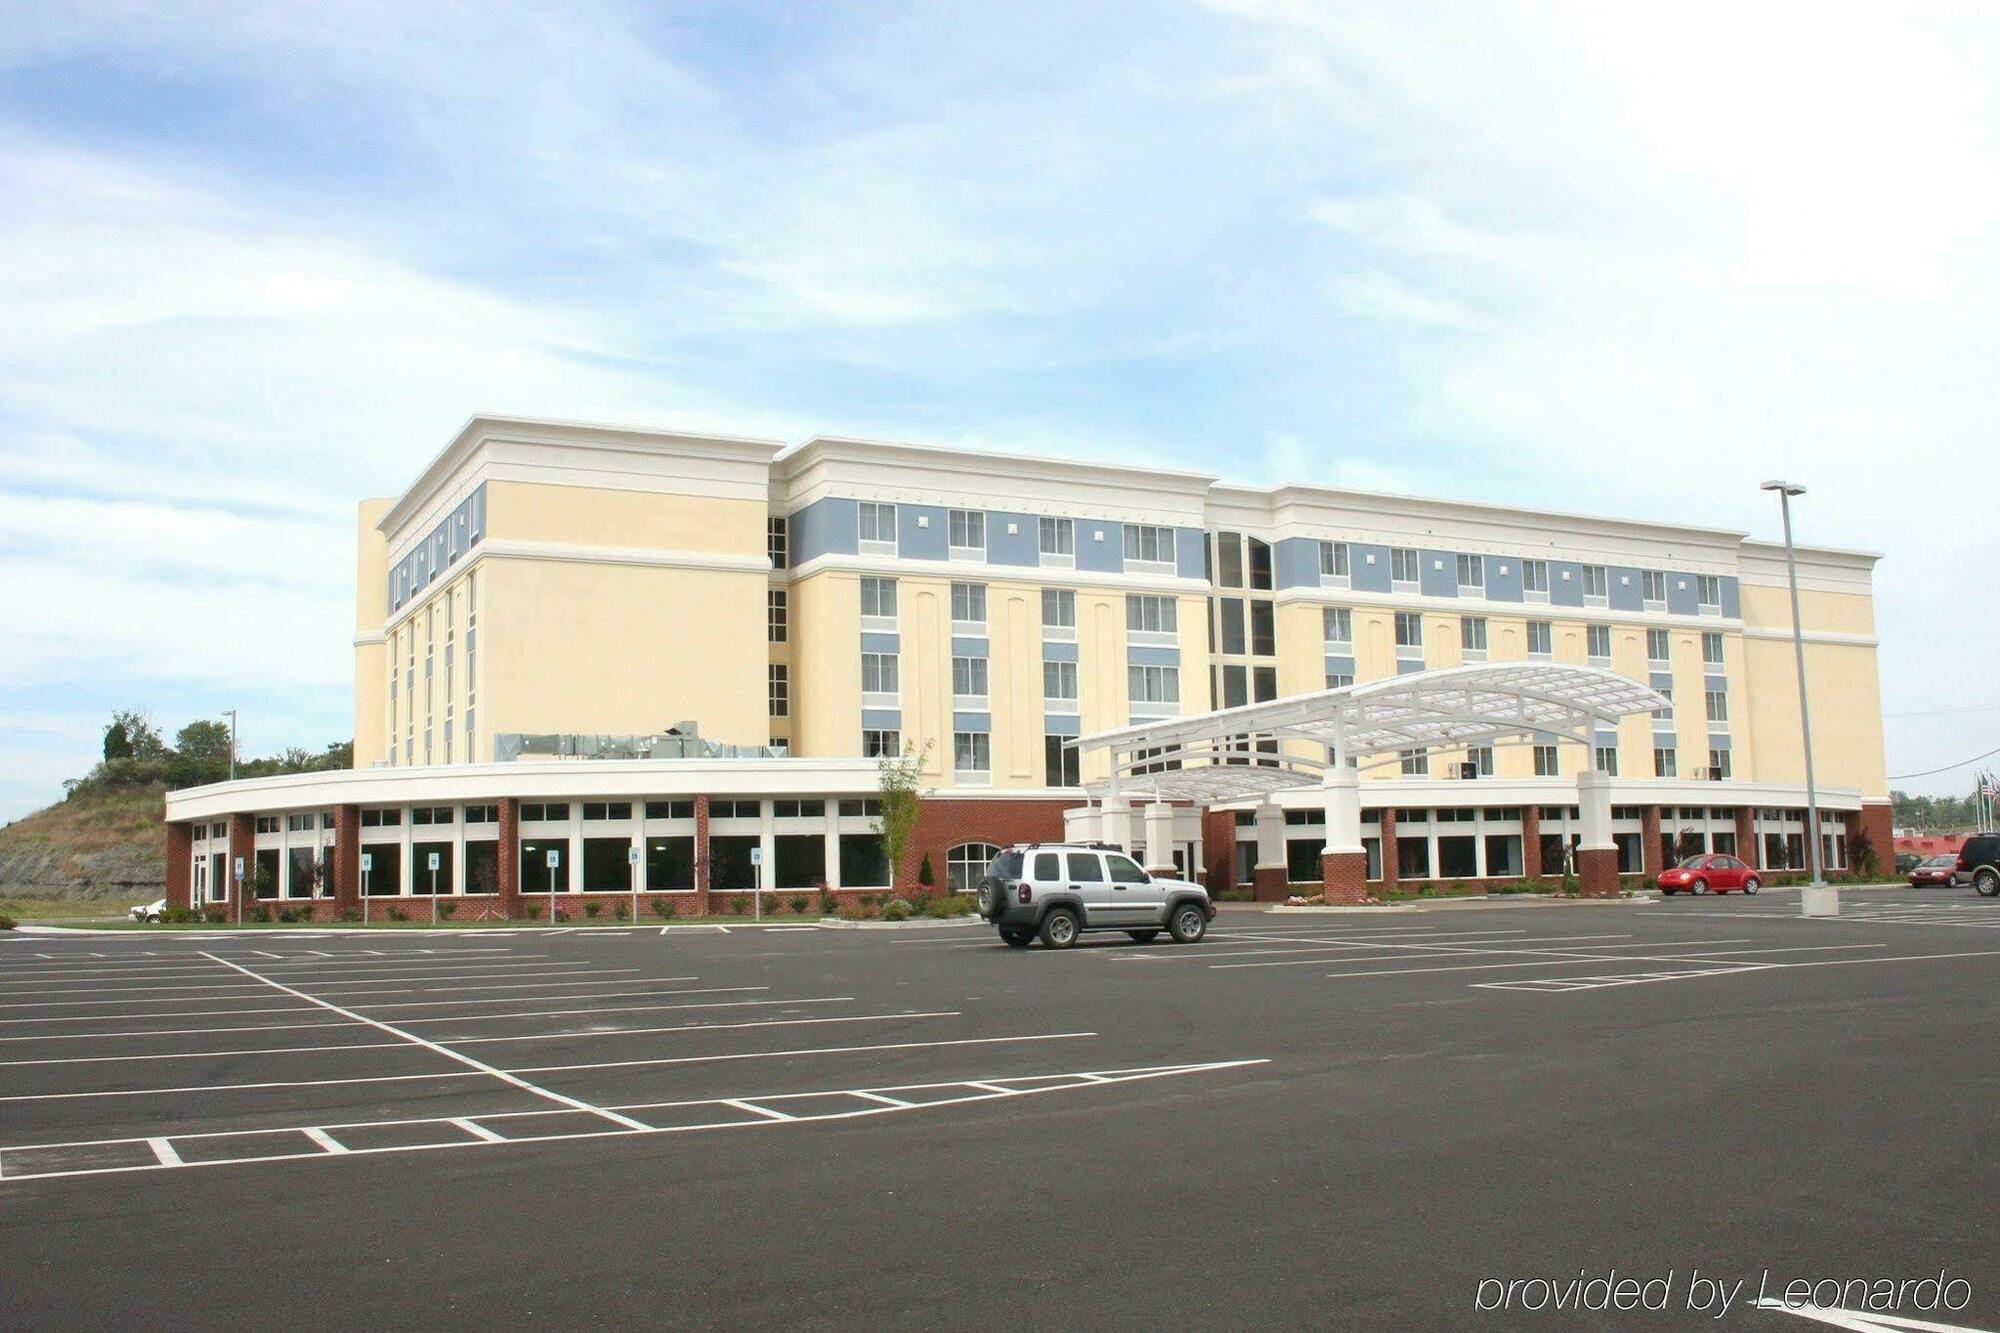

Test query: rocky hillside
[0,784,166,900]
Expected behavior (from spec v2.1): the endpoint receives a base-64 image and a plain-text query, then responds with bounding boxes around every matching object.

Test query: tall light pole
[222,708,239,782]
[1761,480,1835,918]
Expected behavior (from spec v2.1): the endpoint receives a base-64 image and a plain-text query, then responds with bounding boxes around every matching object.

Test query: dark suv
[977,844,1214,948]
[1959,835,2000,897]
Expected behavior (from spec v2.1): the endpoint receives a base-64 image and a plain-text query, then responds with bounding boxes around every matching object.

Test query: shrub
[882,898,913,922]
[437,900,457,919]
[0,912,17,930]
[584,901,602,918]
[925,893,973,918]
[918,853,935,889]
[387,906,408,922]
[340,906,362,923]
[727,895,748,916]
[818,892,837,917]
[651,897,678,920]
[787,895,807,916]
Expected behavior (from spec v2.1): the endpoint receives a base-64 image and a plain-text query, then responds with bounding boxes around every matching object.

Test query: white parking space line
[147,1137,182,1166]
[452,1117,505,1142]
[351,985,762,1012]
[0,1031,1100,1105]
[440,1010,962,1048]
[723,1099,795,1121]
[0,1018,362,1042]
[0,965,635,997]
[391,995,853,1026]
[1209,933,1649,970]
[301,1127,349,1154]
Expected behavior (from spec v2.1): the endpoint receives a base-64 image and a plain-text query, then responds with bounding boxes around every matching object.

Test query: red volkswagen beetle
[1657,853,1760,896]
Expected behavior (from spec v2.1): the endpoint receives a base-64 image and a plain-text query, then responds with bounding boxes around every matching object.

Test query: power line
[1886,702,2000,720]
[1890,744,2000,782]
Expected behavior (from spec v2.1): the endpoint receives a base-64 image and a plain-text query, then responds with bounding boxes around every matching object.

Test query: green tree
[874,742,932,892]
[167,719,233,788]
[110,709,167,761]
[102,717,132,761]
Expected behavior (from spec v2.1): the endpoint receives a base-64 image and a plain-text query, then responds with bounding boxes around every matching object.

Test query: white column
[1576,769,1615,852]
[1254,799,1285,874]
[1100,796,1133,855]
[1321,767,1364,856]
[1142,799,1175,871]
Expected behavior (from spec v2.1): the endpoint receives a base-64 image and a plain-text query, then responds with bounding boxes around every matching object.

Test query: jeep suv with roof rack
[975,843,1214,948]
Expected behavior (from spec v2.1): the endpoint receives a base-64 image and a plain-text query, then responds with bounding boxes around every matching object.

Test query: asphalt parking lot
[4,888,1999,1329]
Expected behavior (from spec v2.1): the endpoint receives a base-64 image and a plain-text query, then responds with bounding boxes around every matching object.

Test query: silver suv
[976,844,1214,949]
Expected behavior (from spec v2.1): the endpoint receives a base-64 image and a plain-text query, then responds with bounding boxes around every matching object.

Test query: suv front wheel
[1976,869,2000,898]
[1039,907,1081,949]
[1168,903,1208,944]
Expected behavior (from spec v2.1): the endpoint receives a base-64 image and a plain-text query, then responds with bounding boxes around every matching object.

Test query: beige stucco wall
[352,499,393,768]
[1740,584,1876,637]
[1742,637,1888,799]
[482,481,765,556]
[789,571,860,759]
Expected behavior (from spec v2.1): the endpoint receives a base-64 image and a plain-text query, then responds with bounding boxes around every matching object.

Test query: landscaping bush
[727,895,748,916]
[924,894,973,918]
[651,897,678,920]
[437,900,457,919]
[917,854,935,890]
[881,898,913,921]
[584,901,602,918]
[787,895,808,916]
[0,913,17,930]
[340,906,362,923]
[387,906,408,922]
[818,892,837,917]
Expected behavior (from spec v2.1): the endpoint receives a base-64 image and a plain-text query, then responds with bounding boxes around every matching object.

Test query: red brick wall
[1857,802,1894,878]
[1521,806,1542,880]
[1576,846,1620,898]
[692,794,711,914]
[333,804,361,915]
[1201,808,1238,890]
[1322,851,1368,904]
[228,812,254,916]
[899,797,1078,893]
[166,822,193,910]
[496,798,521,917]
[1734,806,1758,870]
[1379,807,1400,894]
[1642,806,1664,879]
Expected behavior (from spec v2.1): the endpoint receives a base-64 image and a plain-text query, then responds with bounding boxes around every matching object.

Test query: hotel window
[1456,554,1484,589]
[1124,524,1176,567]
[1587,624,1611,664]
[1319,540,1350,584]
[769,664,789,718]
[1128,664,1181,708]
[255,816,280,835]
[1696,574,1722,612]
[1215,533,1244,587]
[860,652,900,698]
[1655,746,1677,778]
[1041,587,1076,638]
[1647,628,1670,664]
[1466,746,1495,777]
[1044,736,1080,787]
[1247,538,1273,591]
[1642,570,1667,607]
[1702,631,1724,666]
[1390,547,1420,589]
[860,575,898,622]
[1394,611,1424,652]
[1533,744,1559,776]
[1126,594,1178,637]
[1461,616,1488,660]
[518,803,568,823]
[857,501,897,550]
[1593,744,1619,775]
[580,802,631,822]
[1220,664,1248,708]
[952,656,989,701]
[464,572,478,762]
[465,805,498,824]
[862,728,901,758]
[1705,690,1729,725]
[361,808,403,828]
[1323,606,1352,648]
[1218,598,1247,654]
[950,581,986,628]
[1038,516,1074,562]
[767,516,788,569]
[1709,748,1733,779]
[1250,602,1276,656]
[1581,565,1609,605]
[948,508,986,556]
[1522,559,1550,600]
[954,730,991,774]
[286,813,313,832]
[1400,749,1429,776]
[767,589,788,643]
[1527,620,1553,658]
[1325,671,1354,689]
[1253,665,1277,701]
[1044,659,1079,707]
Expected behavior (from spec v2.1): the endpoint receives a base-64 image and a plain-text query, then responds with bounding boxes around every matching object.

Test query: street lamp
[222,708,239,782]
[1761,480,1835,918]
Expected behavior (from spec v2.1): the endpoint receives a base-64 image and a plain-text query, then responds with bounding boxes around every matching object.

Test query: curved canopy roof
[1074,661,1670,802]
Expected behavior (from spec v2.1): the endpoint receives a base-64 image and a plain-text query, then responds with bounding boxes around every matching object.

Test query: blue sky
[3,1,1997,821]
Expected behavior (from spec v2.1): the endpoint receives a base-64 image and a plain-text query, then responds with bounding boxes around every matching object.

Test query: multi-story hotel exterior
[163,415,1891,915]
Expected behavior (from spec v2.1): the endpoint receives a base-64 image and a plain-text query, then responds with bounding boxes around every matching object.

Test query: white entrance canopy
[1073,661,1669,803]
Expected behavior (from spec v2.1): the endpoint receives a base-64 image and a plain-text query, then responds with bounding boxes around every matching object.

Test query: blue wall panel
[952,711,992,732]
[861,708,902,731]
[1550,560,1585,607]
[1419,549,1458,598]
[1666,572,1699,616]
[1274,538,1320,589]
[859,631,900,655]
[1126,645,1181,668]
[898,504,948,561]
[1075,521,1124,573]
[789,497,857,564]
[1176,527,1209,580]
[1720,577,1741,619]
[951,636,990,658]
[1486,556,1523,603]
[1349,543,1392,592]
[1042,641,1080,663]
[986,512,1039,567]
[1043,712,1081,737]
[1608,566,1644,612]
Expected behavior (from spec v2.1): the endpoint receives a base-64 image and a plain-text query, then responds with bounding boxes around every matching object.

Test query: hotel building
[163,416,1890,914]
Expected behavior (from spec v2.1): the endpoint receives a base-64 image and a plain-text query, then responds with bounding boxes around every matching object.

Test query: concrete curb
[1268,897,1656,914]
[815,915,984,930]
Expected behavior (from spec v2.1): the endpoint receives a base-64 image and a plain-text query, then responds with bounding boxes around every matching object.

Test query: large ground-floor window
[582,837,631,892]
[287,847,318,898]
[711,835,758,892]
[465,840,499,895]
[946,843,1002,894]
[363,845,403,896]
[839,834,889,888]
[413,841,454,894]
[254,848,281,899]
[775,834,824,889]
[519,839,566,894]
[646,836,694,891]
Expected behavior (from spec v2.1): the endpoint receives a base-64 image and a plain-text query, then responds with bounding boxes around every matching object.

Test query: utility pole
[1762,480,1834,918]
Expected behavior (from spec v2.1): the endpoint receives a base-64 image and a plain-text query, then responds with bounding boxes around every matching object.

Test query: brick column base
[1734,806,1758,870]
[1857,802,1894,879]
[1521,805,1542,881]
[1380,808,1399,896]
[1201,808,1237,891]
[166,822,193,911]
[1642,806,1664,880]
[1253,865,1288,902]
[1576,847,1621,898]
[1322,851,1369,905]
[333,804,361,916]
[497,798,521,918]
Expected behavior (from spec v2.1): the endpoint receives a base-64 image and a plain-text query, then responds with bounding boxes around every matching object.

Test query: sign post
[428,851,441,925]
[546,847,562,925]
[233,856,245,926]
[750,844,763,921]
[361,852,373,924]
[629,843,641,924]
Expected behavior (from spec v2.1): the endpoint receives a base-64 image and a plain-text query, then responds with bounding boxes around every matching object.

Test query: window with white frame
[1655,746,1677,778]
[857,501,897,550]
[1395,611,1424,654]
[1642,570,1666,606]
[1527,620,1553,657]
[860,651,900,699]
[1126,594,1178,638]
[1323,606,1352,648]
[1043,659,1079,707]
[1702,631,1724,666]
[1390,547,1420,588]
[1038,516,1074,563]
[1128,664,1181,708]
[1705,689,1729,725]
[1582,565,1609,604]
[1325,671,1355,689]
[1522,559,1550,600]
[860,575,898,622]
[954,730,991,774]
[1593,744,1619,775]
[1709,748,1732,779]
[1696,574,1722,612]
[948,508,986,555]
[768,516,788,570]
[1466,746,1495,777]
[950,581,986,627]
[1587,624,1611,663]
[1123,524,1176,566]
[1461,616,1488,660]
[1533,744,1559,776]
[1456,553,1484,589]
[767,589,787,643]
[1400,749,1429,776]
[1319,540,1350,584]
[768,664,789,718]
[862,728,901,758]
[1041,587,1076,638]
[1647,628,1670,663]
[952,656,990,701]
